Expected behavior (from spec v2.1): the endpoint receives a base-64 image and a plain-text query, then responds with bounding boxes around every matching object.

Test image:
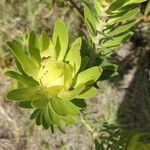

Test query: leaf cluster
[83,0,147,56]
[5,20,102,132]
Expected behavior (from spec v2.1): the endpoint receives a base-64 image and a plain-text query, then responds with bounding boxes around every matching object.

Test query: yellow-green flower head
[38,60,73,96]
[5,20,103,131]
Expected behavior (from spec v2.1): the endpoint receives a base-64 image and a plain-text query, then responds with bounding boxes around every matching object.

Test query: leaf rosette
[5,20,103,131]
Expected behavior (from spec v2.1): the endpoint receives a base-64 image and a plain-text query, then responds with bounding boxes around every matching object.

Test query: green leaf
[41,111,49,129]
[58,124,66,134]
[48,103,61,125]
[41,40,56,60]
[107,8,140,25]
[108,0,129,12]
[109,0,147,13]
[71,99,87,109]
[28,31,41,67]
[50,98,69,116]
[84,1,98,29]
[31,96,49,109]
[74,66,103,87]
[5,71,38,87]
[30,109,40,120]
[18,101,33,109]
[107,20,136,37]
[7,41,39,79]
[35,34,42,50]
[94,0,104,15]
[83,1,98,38]
[85,19,97,39]
[15,60,25,74]
[102,32,134,48]
[77,87,97,99]
[29,47,41,67]
[58,84,85,100]
[36,111,42,126]
[79,56,89,72]
[64,63,73,90]
[65,38,82,74]
[63,115,75,124]
[41,32,50,52]
[50,98,79,116]
[52,20,68,61]
[84,4,98,36]
[124,0,148,6]
[33,31,50,54]
[43,106,52,126]
[7,87,40,101]
[65,101,79,116]
[50,124,54,134]
[28,31,36,51]
[145,0,150,15]
[99,64,118,80]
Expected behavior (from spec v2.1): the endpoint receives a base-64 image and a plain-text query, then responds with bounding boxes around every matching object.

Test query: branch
[66,0,84,17]
[137,15,150,23]
[80,117,99,140]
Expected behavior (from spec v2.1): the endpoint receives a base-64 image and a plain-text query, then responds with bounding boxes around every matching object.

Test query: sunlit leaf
[107,8,140,25]
[94,0,104,15]
[7,41,39,79]
[58,84,85,100]
[7,87,40,101]
[74,66,103,87]
[41,111,49,129]
[43,106,52,126]
[77,87,97,99]
[5,71,38,87]
[107,20,136,37]
[28,31,36,51]
[50,98,79,116]
[79,56,89,72]
[145,0,150,15]
[52,20,68,61]
[41,32,50,52]
[63,115,75,124]
[50,98,69,116]
[29,47,41,67]
[31,96,49,109]
[65,38,82,74]
[48,103,61,125]
[102,32,134,48]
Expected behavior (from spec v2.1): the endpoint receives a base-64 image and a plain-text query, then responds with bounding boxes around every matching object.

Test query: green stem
[80,117,99,140]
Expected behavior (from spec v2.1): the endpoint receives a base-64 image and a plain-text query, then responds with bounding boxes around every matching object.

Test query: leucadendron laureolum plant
[5,20,103,132]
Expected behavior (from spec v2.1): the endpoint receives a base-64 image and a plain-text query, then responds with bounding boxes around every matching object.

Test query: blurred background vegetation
[0,0,149,149]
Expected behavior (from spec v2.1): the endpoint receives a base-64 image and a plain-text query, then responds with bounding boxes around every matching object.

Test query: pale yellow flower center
[38,58,73,96]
